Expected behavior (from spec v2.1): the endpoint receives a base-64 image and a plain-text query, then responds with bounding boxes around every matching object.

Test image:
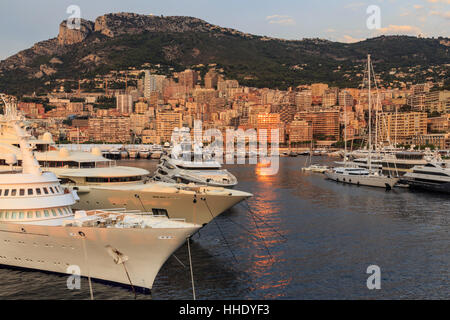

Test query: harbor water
[0,157,449,299]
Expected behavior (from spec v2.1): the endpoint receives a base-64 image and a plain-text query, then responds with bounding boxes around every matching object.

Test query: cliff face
[0,13,232,75]
[93,13,233,38]
[57,19,95,45]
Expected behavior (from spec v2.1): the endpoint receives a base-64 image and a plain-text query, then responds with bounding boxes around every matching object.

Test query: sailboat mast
[344,90,347,165]
[368,54,372,172]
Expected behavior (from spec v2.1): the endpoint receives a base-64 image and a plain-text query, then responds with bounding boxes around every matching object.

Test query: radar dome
[42,132,53,142]
[4,154,17,165]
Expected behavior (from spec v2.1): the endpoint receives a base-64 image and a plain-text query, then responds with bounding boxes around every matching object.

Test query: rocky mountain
[0,12,448,95]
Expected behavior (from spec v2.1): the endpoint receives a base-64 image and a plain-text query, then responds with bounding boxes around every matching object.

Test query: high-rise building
[377,112,427,143]
[204,69,219,89]
[88,117,131,143]
[295,111,340,141]
[178,69,198,89]
[256,113,284,144]
[322,92,337,108]
[288,120,313,143]
[311,83,329,97]
[134,101,149,114]
[295,91,312,110]
[116,94,133,114]
[144,71,166,98]
[156,112,183,142]
[424,90,450,114]
[338,90,354,107]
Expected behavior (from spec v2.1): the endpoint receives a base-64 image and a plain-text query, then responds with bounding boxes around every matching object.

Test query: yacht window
[35,211,41,218]
[51,209,57,217]
[43,188,49,195]
[57,208,64,216]
[49,187,54,194]
[20,189,25,196]
[0,190,2,196]
[27,212,33,219]
[66,207,73,215]
[5,212,9,219]
[36,188,42,195]
[19,212,24,219]
[11,189,17,196]
[0,212,2,219]
[11,212,17,219]
[28,189,33,195]
[4,190,9,196]
[44,210,50,217]
[152,208,168,217]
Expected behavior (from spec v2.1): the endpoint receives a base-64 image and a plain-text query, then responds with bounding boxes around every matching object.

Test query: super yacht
[0,105,200,291]
[402,163,450,194]
[381,151,443,177]
[0,98,252,226]
[153,155,238,188]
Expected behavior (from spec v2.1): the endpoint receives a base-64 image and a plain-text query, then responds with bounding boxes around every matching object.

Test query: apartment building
[88,117,131,143]
[294,111,340,141]
[377,112,427,143]
[156,112,183,143]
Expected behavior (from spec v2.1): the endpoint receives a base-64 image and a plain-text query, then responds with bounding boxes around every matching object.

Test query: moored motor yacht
[153,155,238,188]
[402,162,450,194]
[0,105,201,291]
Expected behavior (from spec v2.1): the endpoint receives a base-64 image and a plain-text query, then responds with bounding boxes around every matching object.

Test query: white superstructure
[153,155,238,188]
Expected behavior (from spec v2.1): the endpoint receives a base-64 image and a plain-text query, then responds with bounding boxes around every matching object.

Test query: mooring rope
[80,233,94,300]
[187,237,196,300]
[203,199,238,263]
[122,262,137,299]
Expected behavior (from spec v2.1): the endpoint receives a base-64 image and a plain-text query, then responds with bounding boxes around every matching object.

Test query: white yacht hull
[0,222,198,290]
[71,185,251,226]
[325,171,399,189]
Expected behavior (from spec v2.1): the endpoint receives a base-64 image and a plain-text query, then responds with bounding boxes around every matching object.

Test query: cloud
[266,15,290,20]
[339,35,364,43]
[344,2,366,9]
[325,28,336,33]
[266,15,296,26]
[377,24,423,35]
[426,0,450,4]
[430,10,450,19]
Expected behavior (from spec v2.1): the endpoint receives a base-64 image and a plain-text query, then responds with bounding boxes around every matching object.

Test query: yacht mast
[344,90,347,166]
[368,54,372,172]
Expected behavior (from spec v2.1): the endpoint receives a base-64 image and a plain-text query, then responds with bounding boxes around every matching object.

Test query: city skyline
[0,0,449,60]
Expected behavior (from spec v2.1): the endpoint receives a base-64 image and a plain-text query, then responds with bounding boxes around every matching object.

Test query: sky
[0,0,448,60]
